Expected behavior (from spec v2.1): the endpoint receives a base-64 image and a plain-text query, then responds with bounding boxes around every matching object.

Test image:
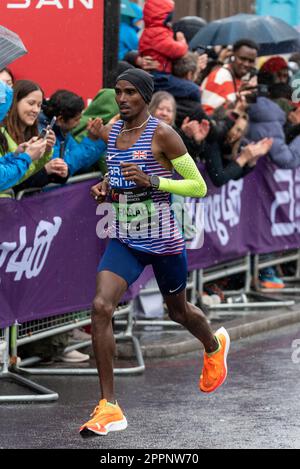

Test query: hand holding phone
[38,116,57,140]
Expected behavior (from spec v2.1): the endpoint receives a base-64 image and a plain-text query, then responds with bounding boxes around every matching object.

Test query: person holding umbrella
[201,39,259,115]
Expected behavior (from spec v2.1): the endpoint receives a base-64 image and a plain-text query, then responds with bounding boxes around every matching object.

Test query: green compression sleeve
[158,153,207,198]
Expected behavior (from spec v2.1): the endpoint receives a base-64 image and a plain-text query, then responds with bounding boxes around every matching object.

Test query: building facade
[173,0,254,21]
[256,0,300,26]
[134,0,300,27]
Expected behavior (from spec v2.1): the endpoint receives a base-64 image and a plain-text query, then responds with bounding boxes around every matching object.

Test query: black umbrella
[173,16,207,44]
[0,25,27,70]
[189,14,300,56]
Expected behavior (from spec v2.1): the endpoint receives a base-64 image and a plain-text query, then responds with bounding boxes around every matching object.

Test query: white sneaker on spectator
[60,350,90,363]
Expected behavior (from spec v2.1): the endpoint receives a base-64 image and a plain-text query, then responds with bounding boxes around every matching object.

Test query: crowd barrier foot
[16,304,145,377]
[0,369,59,403]
[17,334,145,377]
[207,291,295,311]
[0,328,58,403]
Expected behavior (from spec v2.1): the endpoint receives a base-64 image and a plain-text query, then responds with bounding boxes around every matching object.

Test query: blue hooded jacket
[52,125,106,177]
[119,2,143,60]
[248,97,300,169]
[0,80,33,191]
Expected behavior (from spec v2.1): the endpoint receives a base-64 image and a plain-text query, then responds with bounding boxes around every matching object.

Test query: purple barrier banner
[1,159,300,328]
[245,158,300,254]
[0,181,102,328]
[187,159,300,269]
[187,166,248,270]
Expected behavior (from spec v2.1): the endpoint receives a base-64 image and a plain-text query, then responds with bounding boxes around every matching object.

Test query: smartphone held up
[38,116,57,140]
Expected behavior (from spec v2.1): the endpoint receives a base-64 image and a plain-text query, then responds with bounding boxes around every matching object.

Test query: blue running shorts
[98,239,187,296]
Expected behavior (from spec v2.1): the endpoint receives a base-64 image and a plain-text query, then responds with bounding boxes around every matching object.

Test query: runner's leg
[92,271,128,403]
[164,291,218,353]
[151,250,218,353]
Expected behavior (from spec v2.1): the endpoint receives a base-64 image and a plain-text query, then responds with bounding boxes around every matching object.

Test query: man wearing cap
[80,69,230,437]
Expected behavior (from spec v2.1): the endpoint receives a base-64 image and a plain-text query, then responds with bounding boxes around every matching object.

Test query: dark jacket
[153,72,201,102]
[203,141,253,187]
[248,97,300,169]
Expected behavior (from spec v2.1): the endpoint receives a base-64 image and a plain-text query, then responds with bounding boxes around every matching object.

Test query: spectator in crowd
[203,110,273,187]
[139,0,188,74]
[0,80,56,196]
[260,56,289,85]
[0,80,47,191]
[0,68,14,87]
[201,39,259,115]
[195,46,233,86]
[119,1,143,60]
[171,52,203,126]
[42,90,106,176]
[289,52,300,82]
[151,52,201,125]
[72,87,119,177]
[19,331,91,365]
[247,77,300,169]
[153,52,249,153]
[148,89,271,188]
[149,91,177,126]
[149,90,210,160]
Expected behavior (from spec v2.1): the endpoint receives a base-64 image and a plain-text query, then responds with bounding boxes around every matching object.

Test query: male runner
[80,69,230,437]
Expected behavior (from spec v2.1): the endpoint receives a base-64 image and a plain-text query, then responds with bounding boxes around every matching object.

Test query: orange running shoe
[199,327,230,393]
[79,399,127,437]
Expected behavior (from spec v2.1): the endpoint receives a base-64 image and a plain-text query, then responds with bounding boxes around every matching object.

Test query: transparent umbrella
[0,25,27,70]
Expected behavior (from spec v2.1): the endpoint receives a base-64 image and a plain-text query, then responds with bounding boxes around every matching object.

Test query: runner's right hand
[90,179,109,203]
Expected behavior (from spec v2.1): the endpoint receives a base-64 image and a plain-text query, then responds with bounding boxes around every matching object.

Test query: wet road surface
[0,324,300,449]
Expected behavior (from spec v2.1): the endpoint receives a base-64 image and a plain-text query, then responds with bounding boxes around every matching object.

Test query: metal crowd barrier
[197,254,295,315]
[15,171,102,200]
[253,249,300,294]
[0,326,58,403]
[0,188,58,402]
[3,172,299,400]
